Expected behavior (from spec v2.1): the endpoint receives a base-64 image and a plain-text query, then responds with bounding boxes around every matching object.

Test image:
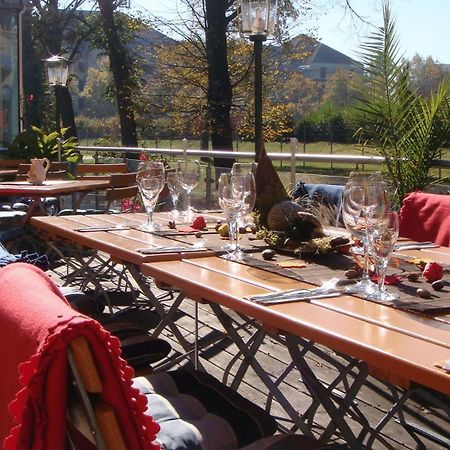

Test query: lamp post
[238,0,277,162]
[43,55,69,161]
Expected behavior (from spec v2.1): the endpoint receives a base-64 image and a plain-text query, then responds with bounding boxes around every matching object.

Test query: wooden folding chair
[15,161,69,181]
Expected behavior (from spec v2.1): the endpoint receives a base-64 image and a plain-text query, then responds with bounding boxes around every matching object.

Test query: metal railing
[74,143,450,209]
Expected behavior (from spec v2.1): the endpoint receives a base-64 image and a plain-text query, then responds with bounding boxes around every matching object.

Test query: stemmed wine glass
[177,160,200,220]
[136,161,165,231]
[218,172,254,260]
[231,162,257,227]
[166,170,181,217]
[367,211,399,302]
[342,178,388,296]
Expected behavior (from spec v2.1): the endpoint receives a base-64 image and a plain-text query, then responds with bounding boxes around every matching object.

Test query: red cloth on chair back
[399,191,450,247]
[0,263,160,450]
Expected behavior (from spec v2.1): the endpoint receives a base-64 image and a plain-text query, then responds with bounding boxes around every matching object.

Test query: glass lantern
[237,0,278,37]
[44,55,69,86]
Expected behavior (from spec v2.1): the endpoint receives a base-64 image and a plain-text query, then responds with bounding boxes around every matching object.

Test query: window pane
[0,12,19,146]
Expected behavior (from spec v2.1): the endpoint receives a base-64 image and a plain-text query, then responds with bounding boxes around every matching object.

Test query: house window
[0,11,20,146]
[320,67,327,80]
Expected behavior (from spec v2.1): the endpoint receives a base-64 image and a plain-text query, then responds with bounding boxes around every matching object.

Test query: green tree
[79,58,116,118]
[322,68,361,108]
[408,54,447,97]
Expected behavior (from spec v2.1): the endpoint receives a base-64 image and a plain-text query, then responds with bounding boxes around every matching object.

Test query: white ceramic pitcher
[27,158,50,185]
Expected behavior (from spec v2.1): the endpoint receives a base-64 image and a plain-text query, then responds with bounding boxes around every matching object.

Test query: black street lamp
[43,55,69,127]
[43,55,70,161]
[238,0,277,162]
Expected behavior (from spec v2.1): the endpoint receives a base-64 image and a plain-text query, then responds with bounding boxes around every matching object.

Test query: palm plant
[356,1,450,204]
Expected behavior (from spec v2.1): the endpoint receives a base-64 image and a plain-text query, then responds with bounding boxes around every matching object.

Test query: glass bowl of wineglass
[136,161,165,231]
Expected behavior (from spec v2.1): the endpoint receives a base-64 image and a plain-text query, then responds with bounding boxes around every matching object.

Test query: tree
[408,54,447,97]
[322,68,361,108]
[78,57,116,118]
[23,0,88,138]
[356,2,450,203]
[150,0,310,165]
[96,0,139,149]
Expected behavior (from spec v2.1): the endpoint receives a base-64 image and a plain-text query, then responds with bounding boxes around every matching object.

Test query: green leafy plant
[7,126,80,162]
[355,2,450,204]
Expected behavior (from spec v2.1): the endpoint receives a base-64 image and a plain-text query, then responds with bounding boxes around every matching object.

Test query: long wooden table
[30,212,450,447]
[0,179,111,222]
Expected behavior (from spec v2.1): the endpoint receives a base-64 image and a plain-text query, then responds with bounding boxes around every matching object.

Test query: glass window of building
[1,3,21,147]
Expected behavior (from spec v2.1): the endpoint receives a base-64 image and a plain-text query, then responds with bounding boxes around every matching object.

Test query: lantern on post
[44,55,69,87]
[43,55,70,161]
[237,0,278,162]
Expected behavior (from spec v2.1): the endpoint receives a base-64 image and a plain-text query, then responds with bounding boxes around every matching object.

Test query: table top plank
[0,179,110,196]
[31,214,215,264]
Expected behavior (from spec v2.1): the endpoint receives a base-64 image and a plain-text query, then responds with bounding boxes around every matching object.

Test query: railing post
[290,137,298,191]
[205,160,212,210]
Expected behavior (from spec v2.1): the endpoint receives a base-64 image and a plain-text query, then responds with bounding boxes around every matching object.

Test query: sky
[127,0,450,63]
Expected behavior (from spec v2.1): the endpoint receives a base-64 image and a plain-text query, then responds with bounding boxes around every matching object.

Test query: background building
[0,0,25,147]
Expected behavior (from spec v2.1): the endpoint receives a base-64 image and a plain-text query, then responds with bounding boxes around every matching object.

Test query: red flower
[422,262,444,282]
[191,216,206,230]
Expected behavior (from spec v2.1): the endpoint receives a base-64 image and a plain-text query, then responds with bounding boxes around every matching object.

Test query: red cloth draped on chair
[399,191,450,247]
[0,263,160,450]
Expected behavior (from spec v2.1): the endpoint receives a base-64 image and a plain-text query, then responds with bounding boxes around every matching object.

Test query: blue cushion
[293,182,344,207]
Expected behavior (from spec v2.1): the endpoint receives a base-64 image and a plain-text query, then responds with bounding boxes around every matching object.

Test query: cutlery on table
[251,291,341,305]
[394,242,438,251]
[248,278,342,305]
[137,245,207,254]
[75,225,131,232]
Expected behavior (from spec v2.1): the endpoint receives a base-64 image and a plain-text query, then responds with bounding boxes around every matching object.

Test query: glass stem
[186,190,191,214]
[361,243,370,281]
[147,208,153,226]
[378,259,388,292]
[228,216,238,251]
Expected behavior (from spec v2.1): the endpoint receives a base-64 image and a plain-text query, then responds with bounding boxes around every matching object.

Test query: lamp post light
[238,0,277,162]
[43,55,69,161]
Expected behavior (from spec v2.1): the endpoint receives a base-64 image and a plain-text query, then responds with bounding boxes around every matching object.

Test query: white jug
[27,158,50,185]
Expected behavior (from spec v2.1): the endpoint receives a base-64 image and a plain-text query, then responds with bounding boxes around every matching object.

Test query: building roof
[286,34,357,66]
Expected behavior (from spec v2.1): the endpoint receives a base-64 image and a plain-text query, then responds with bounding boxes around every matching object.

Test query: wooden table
[30,212,450,447]
[0,179,111,222]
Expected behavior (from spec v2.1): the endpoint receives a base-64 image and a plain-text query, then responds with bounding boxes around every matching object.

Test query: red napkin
[0,263,160,450]
[399,192,450,247]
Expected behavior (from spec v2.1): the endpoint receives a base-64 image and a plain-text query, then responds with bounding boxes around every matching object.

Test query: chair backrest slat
[68,336,127,450]
[75,163,127,180]
[16,161,69,181]
[0,159,27,169]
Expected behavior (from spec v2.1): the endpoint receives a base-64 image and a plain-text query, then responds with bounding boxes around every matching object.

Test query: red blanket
[0,263,160,450]
[399,191,450,247]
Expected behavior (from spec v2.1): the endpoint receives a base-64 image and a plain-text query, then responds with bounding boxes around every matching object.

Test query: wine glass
[218,172,250,260]
[342,179,388,296]
[177,160,200,220]
[136,161,165,231]
[232,162,257,176]
[231,162,257,227]
[166,170,181,217]
[367,211,399,302]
